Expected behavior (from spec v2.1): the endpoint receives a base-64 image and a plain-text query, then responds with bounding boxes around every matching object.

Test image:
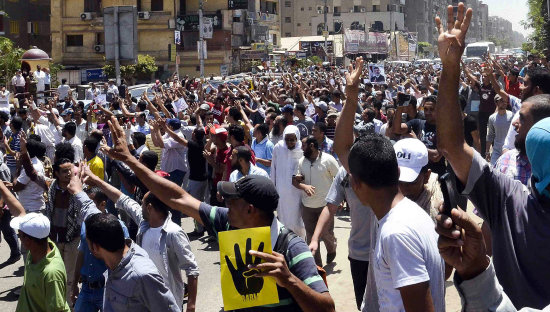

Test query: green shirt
[16,238,70,312]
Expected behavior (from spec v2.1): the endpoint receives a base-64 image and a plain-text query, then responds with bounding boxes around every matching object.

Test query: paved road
[0,211,463,311]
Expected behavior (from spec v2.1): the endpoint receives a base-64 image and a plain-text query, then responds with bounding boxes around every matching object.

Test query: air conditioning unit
[80,12,92,20]
[94,44,105,53]
[317,9,323,14]
[360,8,366,12]
[138,11,150,19]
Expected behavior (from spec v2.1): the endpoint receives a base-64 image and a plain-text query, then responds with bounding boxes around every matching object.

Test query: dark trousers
[349,257,369,310]
[478,111,492,158]
[302,205,337,267]
[1,209,21,257]
[167,169,186,226]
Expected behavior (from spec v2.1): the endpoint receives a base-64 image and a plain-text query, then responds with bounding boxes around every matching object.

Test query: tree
[522,0,550,56]
[417,42,432,58]
[103,54,158,83]
[488,36,511,49]
[0,37,25,87]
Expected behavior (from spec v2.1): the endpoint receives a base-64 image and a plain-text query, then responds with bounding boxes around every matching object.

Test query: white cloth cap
[394,138,429,183]
[10,213,50,239]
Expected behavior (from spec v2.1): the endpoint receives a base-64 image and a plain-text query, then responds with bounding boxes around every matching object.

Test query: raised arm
[101,116,203,224]
[435,3,474,185]
[334,57,364,172]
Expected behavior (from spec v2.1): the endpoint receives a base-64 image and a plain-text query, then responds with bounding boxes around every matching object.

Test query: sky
[481,0,532,36]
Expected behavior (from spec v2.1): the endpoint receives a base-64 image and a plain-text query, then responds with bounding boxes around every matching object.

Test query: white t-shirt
[373,197,445,312]
[0,90,10,111]
[57,84,71,100]
[34,70,46,91]
[142,226,168,282]
[17,157,46,212]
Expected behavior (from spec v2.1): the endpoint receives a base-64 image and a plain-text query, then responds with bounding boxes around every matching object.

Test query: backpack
[274,227,328,287]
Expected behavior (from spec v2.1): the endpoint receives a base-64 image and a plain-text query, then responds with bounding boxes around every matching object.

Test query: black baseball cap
[217,176,279,212]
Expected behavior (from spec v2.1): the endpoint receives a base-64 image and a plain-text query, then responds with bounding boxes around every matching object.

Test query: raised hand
[435,3,472,66]
[81,164,102,187]
[105,116,132,162]
[224,238,265,299]
[345,57,364,89]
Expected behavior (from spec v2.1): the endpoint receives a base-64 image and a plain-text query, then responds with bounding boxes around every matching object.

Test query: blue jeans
[167,170,186,226]
[74,284,104,312]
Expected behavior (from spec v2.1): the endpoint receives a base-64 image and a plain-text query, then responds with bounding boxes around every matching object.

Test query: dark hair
[527,67,550,94]
[53,158,73,172]
[423,95,438,106]
[18,108,28,115]
[83,137,99,154]
[11,116,23,131]
[228,124,245,143]
[0,111,9,123]
[27,139,46,159]
[364,107,376,122]
[314,122,327,135]
[28,134,41,142]
[235,146,252,162]
[348,134,399,189]
[88,187,108,205]
[510,68,520,77]
[193,127,205,143]
[54,142,75,163]
[85,213,125,252]
[89,131,103,143]
[132,131,147,147]
[304,135,319,149]
[228,107,242,122]
[373,100,383,111]
[140,151,159,171]
[63,121,77,137]
[137,101,147,112]
[143,193,170,217]
[294,103,306,115]
[526,94,550,124]
[256,123,269,137]
[62,78,67,84]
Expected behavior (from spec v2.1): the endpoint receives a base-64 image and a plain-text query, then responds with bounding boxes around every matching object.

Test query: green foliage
[417,42,432,57]
[48,62,64,88]
[0,37,25,86]
[488,36,512,49]
[103,54,158,81]
[522,0,550,55]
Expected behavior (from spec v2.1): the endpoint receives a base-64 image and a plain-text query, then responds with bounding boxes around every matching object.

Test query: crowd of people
[1,3,550,312]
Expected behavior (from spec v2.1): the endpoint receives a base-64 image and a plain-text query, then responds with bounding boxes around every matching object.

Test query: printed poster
[219,226,279,310]
[368,65,386,84]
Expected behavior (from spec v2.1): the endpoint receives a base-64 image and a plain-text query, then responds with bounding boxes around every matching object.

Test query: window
[334,21,342,33]
[285,17,291,23]
[373,5,379,12]
[316,23,325,35]
[67,34,84,46]
[28,21,39,34]
[308,7,312,10]
[285,32,291,37]
[301,7,304,11]
[333,6,340,13]
[84,0,101,13]
[9,20,18,34]
[284,1,291,7]
[353,5,360,12]
[297,23,301,26]
[151,0,163,11]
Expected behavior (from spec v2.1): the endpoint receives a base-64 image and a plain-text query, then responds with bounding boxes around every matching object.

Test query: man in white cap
[394,138,443,222]
[0,180,70,312]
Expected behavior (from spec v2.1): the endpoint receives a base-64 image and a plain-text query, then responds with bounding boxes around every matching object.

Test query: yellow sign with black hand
[219,226,279,310]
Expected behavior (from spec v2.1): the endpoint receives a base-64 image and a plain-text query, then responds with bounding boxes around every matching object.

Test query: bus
[465,42,496,58]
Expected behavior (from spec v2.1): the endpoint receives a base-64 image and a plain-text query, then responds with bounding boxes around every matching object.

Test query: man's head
[230,146,253,172]
[326,112,338,126]
[281,104,294,121]
[515,94,550,154]
[348,135,399,206]
[36,65,41,71]
[373,67,381,76]
[132,131,147,148]
[10,116,23,133]
[312,122,327,142]
[62,78,67,85]
[193,127,205,143]
[227,107,242,124]
[494,94,508,110]
[314,101,328,116]
[88,187,108,213]
[521,67,550,101]
[423,95,437,124]
[62,121,77,140]
[228,124,245,148]
[302,135,319,160]
[140,150,159,171]
[210,126,228,147]
[166,118,181,131]
[85,213,126,259]
[283,125,300,150]
[393,138,430,200]
[253,123,269,142]
[361,107,376,123]
[217,176,279,228]
[26,139,46,159]
[11,213,50,251]
[294,103,306,118]
[141,192,170,223]
[508,68,520,83]
[332,91,341,103]
[83,137,99,158]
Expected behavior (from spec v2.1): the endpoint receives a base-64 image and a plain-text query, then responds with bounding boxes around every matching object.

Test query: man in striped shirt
[102,116,335,312]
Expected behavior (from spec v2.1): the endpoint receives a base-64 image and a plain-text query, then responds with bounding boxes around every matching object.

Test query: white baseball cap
[10,213,50,239]
[394,138,428,183]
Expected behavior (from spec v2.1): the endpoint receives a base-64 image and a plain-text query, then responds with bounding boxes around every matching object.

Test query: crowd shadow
[0,286,21,302]
[324,262,342,275]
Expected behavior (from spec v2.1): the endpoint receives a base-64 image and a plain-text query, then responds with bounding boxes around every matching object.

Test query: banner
[203,18,213,39]
[344,29,369,54]
[365,32,388,54]
[174,30,181,45]
[368,64,386,84]
[219,227,279,310]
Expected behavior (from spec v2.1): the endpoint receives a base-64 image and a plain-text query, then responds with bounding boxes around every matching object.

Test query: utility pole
[114,6,121,85]
[324,0,328,62]
[199,0,205,78]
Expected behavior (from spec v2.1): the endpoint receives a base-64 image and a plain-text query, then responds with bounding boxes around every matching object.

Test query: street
[0,210,463,311]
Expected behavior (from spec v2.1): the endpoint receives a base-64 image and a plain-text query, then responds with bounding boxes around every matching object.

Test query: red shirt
[214,146,230,185]
[505,76,521,98]
[208,102,225,124]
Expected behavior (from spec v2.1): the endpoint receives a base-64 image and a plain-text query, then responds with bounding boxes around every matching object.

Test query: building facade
[0,0,51,53]
[281,0,406,38]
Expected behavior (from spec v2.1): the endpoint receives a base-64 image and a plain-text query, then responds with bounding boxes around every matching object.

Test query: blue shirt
[79,219,129,283]
[251,137,274,175]
[6,130,20,168]
[229,164,269,182]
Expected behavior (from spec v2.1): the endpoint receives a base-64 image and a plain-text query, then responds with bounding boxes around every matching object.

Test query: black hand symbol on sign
[225,238,265,300]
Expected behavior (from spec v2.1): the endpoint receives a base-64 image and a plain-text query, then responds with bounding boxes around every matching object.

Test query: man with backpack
[101,116,335,312]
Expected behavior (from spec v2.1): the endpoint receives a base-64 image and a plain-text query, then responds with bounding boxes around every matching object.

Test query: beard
[515,136,526,155]
[304,149,313,159]
[231,162,241,172]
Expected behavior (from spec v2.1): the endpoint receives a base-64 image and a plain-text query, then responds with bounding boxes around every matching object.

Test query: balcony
[258,13,279,24]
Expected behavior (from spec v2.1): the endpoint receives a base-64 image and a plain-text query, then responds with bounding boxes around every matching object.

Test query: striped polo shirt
[199,203,328,311]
